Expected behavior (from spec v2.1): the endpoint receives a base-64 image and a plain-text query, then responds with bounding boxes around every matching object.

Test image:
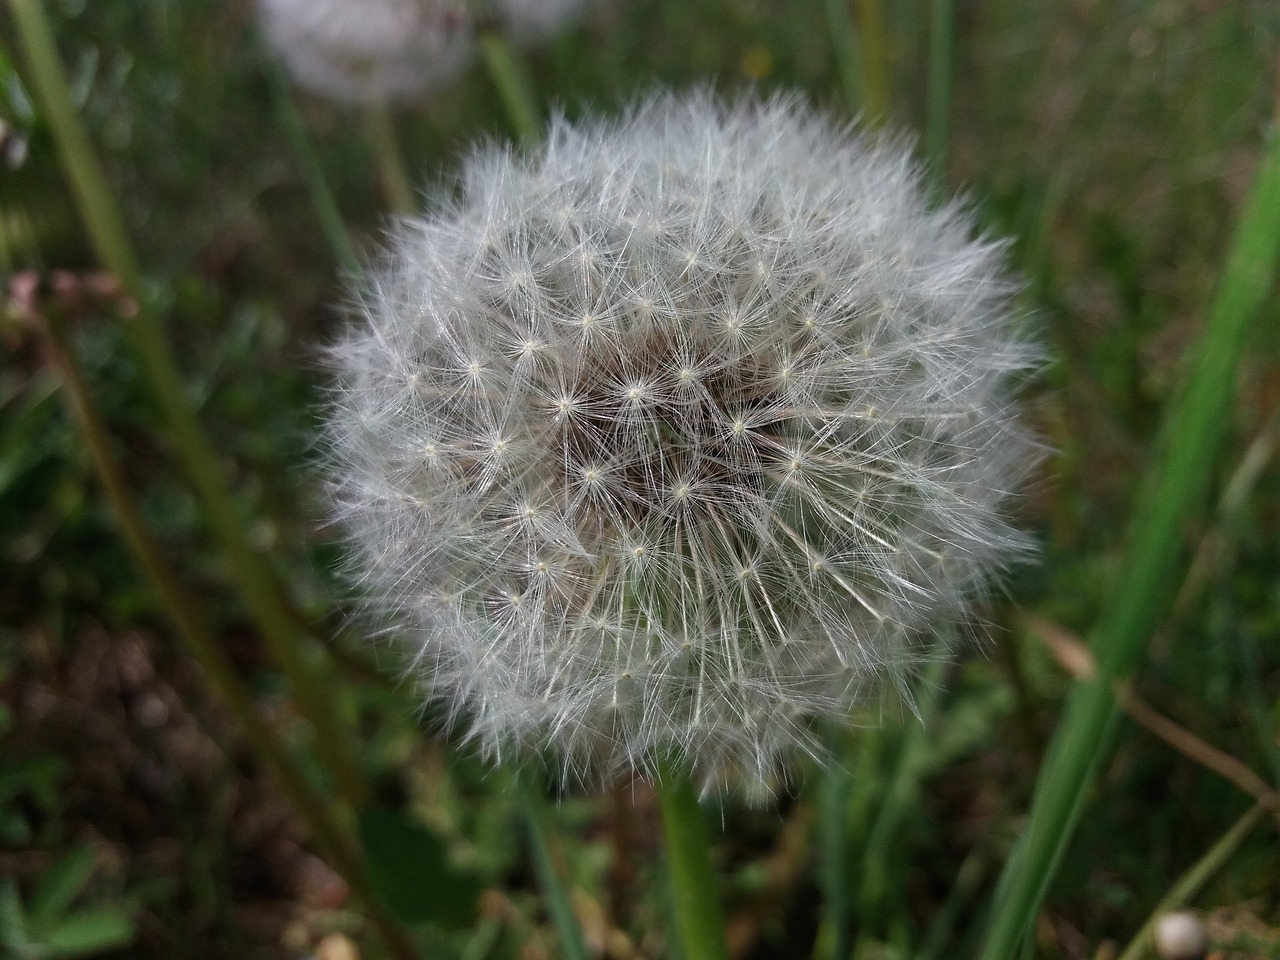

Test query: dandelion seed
[321,90,1040,794]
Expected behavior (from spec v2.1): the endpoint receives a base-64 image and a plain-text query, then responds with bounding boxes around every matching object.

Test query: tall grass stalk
[478,30,540,145]
[852,0,889,125]
[854,664,945,920]
[925,0,953,170]
[367,103,418,215]
[263,53,363,274]
[519,775,590,960]
[7,0,141,293]
[823,0,863,116]
[10,0,367,809]
[916,847,988,960]
[822,0,888,124]
[980,127,1280,960]
[36,304,417,960]
[815,665,945,960]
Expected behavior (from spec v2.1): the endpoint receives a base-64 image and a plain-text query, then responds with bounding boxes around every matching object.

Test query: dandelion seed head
[258,0,473,104]
[260,0,602,105]
[322,90,1041,794]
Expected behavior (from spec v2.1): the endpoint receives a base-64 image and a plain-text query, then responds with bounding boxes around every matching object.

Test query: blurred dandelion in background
[256,0,474,104]
[321,90,1040,793]
[257,0,601,106]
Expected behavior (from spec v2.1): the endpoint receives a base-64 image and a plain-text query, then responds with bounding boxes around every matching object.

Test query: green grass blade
[37,309,417,960]
[478,31,541,147]
[855,668,945,922]
[1114,801,1267,960]
[925,0,954,171]
[980,127,1280,960]
[852,0,889,125]
[823,0,863,116]
[261,52,363,275]
[27,846,95,929]
[916,847,989,960]
[367,103,418,216]
[7,0,140,291]
[519,774,590,960]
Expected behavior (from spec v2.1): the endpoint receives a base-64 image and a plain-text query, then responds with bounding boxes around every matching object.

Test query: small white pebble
[313,932,360,960]
[1154,911,1209,960]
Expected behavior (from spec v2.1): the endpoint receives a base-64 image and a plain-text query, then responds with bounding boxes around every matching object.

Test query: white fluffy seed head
[258,0,473,105]
[321,90,1041,794]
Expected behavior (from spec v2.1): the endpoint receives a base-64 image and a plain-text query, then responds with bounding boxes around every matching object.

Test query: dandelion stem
[814,745,854,960]
[478,30,541,146]
[36,303,417,960]
[367,103,418,215]
[658,774,729,960]
[263,53,363,274]
[12,0,367,811]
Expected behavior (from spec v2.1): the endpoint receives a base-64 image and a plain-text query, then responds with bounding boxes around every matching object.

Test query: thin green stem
[8,0,141,292]
[925,0,954,171]
[37,305,416,960]
[855,665,945,920]
[263,56,363,274]
[478,31,541,146]
[657,774,729,960]
[1115,801,1268,960]
[519,774,589,960]
[915,847,989,960]
[852,0,889,125]
[980,128,1280,960]
[367,104,417,216]
[12,0,367,810]
[823,0,863,116]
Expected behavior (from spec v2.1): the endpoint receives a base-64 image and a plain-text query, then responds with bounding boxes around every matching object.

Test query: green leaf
[27,847,96,931]
[357,807,480,929]
[0,880,32,950]
[42,907,134,957]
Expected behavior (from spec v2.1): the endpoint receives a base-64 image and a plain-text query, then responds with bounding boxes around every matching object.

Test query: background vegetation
[1,0,1277,958]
